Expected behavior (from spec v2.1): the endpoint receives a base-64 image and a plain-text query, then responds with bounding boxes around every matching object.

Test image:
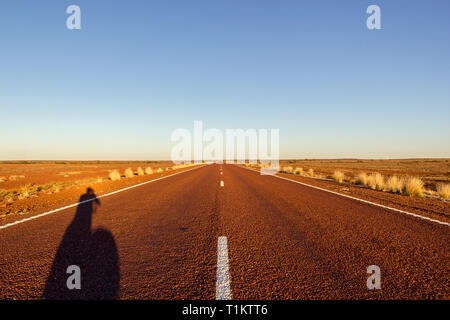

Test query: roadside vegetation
[136,167,145,176]
[145,167,153,175]
[242,162,450,201]
[109,170,121,181]
[124,168,135,178]
[437,183,450,199]
[0,163,199,208]
[332,171,345,183]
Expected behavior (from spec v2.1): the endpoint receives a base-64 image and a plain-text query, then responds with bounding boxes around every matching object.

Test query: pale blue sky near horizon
[1,0,449,160]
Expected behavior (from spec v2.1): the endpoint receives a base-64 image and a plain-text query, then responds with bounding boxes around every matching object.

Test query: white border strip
[237,165,449,227]
[0,165,206,231]
[216,236,232,300]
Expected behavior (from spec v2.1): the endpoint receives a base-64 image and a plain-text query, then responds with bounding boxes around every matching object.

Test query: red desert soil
[0,161,174,190]
[0,162,202,226]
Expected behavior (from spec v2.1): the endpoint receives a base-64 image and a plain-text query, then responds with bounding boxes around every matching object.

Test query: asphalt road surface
[0,164,448,299]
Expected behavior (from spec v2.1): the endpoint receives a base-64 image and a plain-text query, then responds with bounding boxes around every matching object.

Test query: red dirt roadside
[0,165,204,227]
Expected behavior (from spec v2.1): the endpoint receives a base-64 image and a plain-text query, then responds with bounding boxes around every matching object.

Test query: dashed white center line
[220,180,224,187]
[216,236,232,300]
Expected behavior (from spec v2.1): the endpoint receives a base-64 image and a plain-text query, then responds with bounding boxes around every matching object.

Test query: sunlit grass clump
[366,173,384,190]
[281,166,294,173]
[437,183,450,199]
[356,172,368,186]
[9,175,25,181]
[136,167,145,176]
[294,167,303,175]
[124,168,134,178]
[145,167,153,175]
[384,175,404,193]
[18,185,30,199]
[109,170,121,181]
[332,171,345,183]
[307,168,314,177]
[403,176,424,196]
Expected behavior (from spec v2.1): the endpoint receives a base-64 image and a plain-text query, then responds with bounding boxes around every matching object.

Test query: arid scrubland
[244,159,450,201]
[0,161,199,211]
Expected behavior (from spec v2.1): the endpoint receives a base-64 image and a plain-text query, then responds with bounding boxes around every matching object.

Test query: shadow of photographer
[42,188,120,300]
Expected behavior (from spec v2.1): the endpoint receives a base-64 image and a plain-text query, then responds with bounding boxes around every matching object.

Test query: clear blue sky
[1,0,449,160]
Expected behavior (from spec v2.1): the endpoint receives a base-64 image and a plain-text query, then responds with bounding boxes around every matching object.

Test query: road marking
[220,180,224,187]
[216,236,232,300]
[0,165,206,231]
[237,165,450,227]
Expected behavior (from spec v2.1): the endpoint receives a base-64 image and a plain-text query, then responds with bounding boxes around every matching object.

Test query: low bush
[437,183,450,199]
[281,166,294,173]
[384,176,403,193]
[109,170,121,181]
[367,173,384,190]
[332,171,345,183]
[403,176,424,196]
[356,172,368,185]
[136,167,145,176]
[124,168,134,178]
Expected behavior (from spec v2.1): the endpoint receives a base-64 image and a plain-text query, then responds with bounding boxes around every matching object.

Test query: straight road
[0,164,448,299]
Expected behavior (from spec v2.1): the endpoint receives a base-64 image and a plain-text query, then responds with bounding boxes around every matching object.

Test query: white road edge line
[216,236,232,300]
[220,180,224,187]
[237,165,450,227]
[0,165,206,231]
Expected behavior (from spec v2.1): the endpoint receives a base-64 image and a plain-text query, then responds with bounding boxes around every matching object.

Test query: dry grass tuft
[307,168,314,177]
[0,176,6,183]
[437,183,450,199]
[332,171,345,183]
[0,189,9,199]
[145,167,153,175]
[356,173,368,185]
[52,184,62,193]
[109,170,121,181]
[282,166,294,174]
[384,176,404,193]
[403,176,424,196]
[156,168,163,173]
[9,175,25,181]
[294,167,303,175]
[367,173,384,190]
[18,185,30,199]
[136,167,145,176]
[124,168,134,178]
